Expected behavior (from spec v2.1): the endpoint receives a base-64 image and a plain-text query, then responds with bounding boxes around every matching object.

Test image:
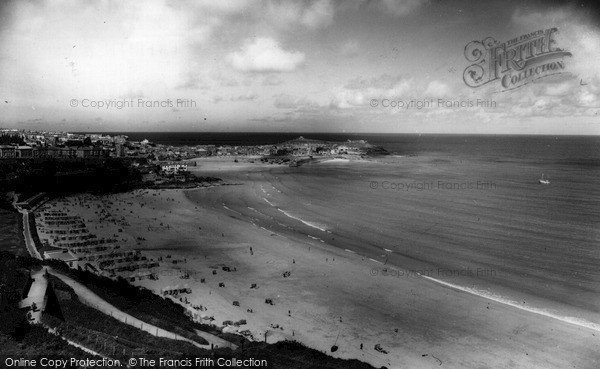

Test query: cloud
[220,78,240,87]
[504,6,600,117]
[332,74,413,108]
[0,0,195,101]
[378,0,429,17]
[266,0,334,30]
[177,75,205,90]
[230,92,259,101]
[340,40,360,56]
[424,80,451,96]
[119,90,145,99]
[544,81,571,96]
[344,74,409,91]
[300,0,335,29]
[510,7,600,82]
[262,75,283,86]
[227,37,305,73]
[273,94,318,109]
[574,86,600,108]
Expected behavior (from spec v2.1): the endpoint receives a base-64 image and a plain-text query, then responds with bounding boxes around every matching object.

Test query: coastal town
[0,128,387,163]
[0,128,399,367]
[1,129,389,288]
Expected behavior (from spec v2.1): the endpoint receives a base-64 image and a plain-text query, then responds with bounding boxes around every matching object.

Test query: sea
[86,133,600,327]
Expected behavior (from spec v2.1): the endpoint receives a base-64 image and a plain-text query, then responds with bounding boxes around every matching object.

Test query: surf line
[277,208,328,232]
[419,274,600,333]
[222,203,243,216]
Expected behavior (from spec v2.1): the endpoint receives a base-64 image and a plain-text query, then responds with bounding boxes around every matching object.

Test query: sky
[0,0,599,134]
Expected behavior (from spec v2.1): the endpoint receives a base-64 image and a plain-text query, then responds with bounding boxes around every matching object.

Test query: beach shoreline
[34,156,600,369]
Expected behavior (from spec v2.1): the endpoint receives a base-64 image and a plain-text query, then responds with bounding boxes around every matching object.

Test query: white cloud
[424,80,451,96]
[544,82,571,96]
[576,88,600,107]
[331,74,413,108]
[227,37,305,73]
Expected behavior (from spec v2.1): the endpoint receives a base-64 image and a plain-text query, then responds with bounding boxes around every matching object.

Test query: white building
[160,162,188,173]
[44,250,78,268]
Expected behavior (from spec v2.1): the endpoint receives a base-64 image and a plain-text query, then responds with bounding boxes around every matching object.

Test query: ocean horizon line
[65,131,600,137]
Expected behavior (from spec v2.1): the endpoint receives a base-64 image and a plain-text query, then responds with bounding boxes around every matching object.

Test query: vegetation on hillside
[1,251,377,369]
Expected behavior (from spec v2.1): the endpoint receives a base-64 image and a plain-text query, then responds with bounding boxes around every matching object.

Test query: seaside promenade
[20,210,42,260]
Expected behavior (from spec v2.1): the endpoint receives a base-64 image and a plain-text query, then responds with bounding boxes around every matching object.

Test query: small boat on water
[538,174,550,185]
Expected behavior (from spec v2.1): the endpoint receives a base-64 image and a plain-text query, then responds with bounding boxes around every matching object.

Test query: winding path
[18,268,48,323]
[20,210,42,260]
[50,268,237,350]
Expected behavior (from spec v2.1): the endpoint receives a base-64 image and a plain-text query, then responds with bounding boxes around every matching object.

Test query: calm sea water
[147,133,599,320]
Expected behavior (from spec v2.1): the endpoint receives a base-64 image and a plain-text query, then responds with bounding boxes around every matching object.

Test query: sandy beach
[37,156,600,369]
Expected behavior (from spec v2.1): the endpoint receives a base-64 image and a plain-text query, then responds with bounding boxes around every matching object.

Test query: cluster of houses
[0,145,108,158]
[147,138,368,161]
[263,137,367,157]
[0,129,127,159]
[1,129,378,162]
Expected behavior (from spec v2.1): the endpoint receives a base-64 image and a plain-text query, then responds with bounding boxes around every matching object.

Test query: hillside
[1,252,377,369]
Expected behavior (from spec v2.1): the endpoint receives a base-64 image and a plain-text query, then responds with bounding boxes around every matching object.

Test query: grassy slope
[2,252,376,369]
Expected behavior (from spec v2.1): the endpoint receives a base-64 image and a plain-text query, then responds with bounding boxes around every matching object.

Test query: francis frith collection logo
[463,28,572,91]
